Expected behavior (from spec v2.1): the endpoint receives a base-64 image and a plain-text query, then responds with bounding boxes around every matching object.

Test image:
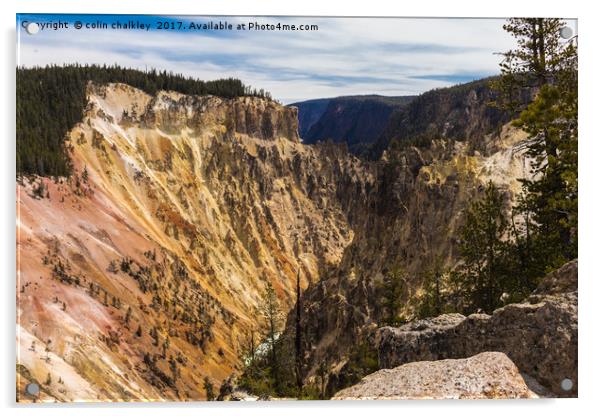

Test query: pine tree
[492,18,575,109]
[82,165,89,183]
[203,376,215,401]
[107,260,118,273]
[294,271,303,397]
[150,326,159,346]
[416,257,450,318]
[317,361,327,400]
[380,267,406,325]
[32,180,46,199]
[162,337,170,359]
[456,182,511,313]
[513,84,577,267]
[493,18,578,270]
[125,306,132,327]
[261,280,282,393]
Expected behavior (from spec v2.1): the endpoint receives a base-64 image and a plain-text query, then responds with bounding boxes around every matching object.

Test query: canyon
[17,79,542,402]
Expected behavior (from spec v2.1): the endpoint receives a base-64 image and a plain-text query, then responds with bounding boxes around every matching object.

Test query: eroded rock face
[286,123,533,387]
[15,80,552,402]
[16,83,370,402]
[377,260,578,397]
[92,83,300,141]
[333,352,538,400]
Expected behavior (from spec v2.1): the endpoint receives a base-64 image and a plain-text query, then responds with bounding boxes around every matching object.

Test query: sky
[16,14,577,104]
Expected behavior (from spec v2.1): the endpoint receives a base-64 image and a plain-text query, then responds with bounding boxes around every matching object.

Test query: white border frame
[3,1,598,415]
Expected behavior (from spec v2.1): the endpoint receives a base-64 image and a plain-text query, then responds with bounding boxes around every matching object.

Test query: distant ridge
[372,77,516,158]
[289,95,415,155]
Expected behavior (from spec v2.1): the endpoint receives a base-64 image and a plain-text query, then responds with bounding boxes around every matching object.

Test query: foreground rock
[377,260,578,397]
[333,352,537,400]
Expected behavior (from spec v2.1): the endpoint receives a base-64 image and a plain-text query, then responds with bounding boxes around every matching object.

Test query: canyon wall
[17,80,535,402]
[17,83,371,402]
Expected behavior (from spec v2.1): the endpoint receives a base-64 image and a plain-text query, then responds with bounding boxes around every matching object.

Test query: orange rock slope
[16,83,368,402]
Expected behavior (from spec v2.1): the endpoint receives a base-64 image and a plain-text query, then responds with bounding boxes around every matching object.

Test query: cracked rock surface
[333,352,538,400]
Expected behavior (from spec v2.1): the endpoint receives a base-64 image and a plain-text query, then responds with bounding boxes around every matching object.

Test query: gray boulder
[377,260,577,397]
[333,352,538,400]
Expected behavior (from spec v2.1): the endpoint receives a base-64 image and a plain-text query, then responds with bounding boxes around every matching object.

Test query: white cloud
[17,16,578,103]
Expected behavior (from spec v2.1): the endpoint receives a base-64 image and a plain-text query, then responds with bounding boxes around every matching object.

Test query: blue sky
[17,14,577,103]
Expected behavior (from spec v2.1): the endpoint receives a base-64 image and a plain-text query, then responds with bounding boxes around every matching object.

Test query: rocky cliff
[371,77,526,158]
[332,352,539,400]
[17,78,546,403]
[290,98,331,138]
[377,260,578,397]
[16,82,372,402]
[286,120,534,394]
[280,81,535,395]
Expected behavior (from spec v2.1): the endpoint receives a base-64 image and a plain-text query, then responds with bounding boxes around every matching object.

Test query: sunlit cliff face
[16,82,533,402]
[16,82,372,402]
